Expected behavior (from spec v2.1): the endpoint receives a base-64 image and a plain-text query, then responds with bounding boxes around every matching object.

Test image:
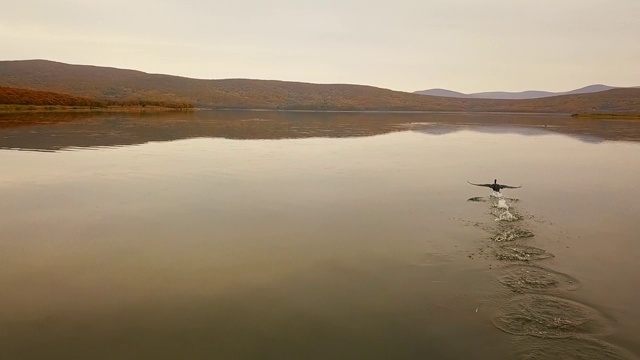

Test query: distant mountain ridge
[1,60,640,113]
[415,84,622,99]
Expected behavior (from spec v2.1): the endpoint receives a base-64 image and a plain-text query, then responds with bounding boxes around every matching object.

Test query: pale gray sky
[1,0,638,92]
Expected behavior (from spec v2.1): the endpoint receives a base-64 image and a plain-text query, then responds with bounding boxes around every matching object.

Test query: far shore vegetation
[0,86,193,113]
[0,104,194,113]
[571,113,640,119]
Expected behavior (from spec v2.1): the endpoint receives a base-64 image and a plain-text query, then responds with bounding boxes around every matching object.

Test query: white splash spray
[491,192,517,221]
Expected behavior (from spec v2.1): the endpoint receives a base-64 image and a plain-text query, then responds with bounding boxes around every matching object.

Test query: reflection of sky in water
[0,112,639,359]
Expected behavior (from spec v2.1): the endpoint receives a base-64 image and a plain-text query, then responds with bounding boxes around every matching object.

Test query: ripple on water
[495,244,554,261]
[515,337,639,360]
[415,252,452,267]
[497,264,580,293]
[492,295,615,339]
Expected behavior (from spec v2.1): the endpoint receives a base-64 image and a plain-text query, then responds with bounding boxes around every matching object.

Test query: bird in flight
[468,179,521,193]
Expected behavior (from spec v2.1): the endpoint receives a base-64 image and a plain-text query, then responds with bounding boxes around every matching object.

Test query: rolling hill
[415,84,619,100]
[1,60,639,113]
[0,60,463,111]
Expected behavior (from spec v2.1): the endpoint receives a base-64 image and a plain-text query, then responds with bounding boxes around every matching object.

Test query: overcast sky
[1,0,638,92]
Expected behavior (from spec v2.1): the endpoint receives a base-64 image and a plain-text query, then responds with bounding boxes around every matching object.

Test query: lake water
[1,111,639,359]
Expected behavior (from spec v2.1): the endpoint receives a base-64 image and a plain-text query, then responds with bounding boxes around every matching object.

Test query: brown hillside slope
[0,60,471,111]
[0,86,194,109]
[1,60,639,113]
[0,86,104,106]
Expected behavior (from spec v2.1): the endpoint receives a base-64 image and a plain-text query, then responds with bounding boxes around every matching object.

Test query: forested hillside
[1,60,639,113]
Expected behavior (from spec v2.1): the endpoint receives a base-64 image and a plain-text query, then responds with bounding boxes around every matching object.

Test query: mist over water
[1,112,639,359]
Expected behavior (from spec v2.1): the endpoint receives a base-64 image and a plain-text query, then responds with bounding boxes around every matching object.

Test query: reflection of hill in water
[407,114,640,144]
[1,111,640,151]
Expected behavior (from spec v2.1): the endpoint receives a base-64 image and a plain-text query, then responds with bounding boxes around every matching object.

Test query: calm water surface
[1,111,639,359]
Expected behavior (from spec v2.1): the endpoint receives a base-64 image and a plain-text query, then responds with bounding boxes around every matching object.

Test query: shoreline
[0,105,569,116]
[1,105,639,120]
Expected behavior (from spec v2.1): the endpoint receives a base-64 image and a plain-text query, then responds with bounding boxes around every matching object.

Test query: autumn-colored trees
[0,86,105,106]
[0,87,193,109]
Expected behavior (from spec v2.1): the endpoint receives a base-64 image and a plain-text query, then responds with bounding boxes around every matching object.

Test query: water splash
[496,211,516,222]
[489,192,521,221]
[490,191,503,198]
[492,228,534,242]
[495,244,554,261]
[497,198,509,209]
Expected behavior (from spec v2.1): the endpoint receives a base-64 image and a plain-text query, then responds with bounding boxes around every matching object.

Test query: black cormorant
[468,179,521,192]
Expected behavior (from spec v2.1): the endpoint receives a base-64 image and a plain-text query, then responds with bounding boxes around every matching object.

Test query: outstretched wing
[468,181,493,188]
[498,184,521,189]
